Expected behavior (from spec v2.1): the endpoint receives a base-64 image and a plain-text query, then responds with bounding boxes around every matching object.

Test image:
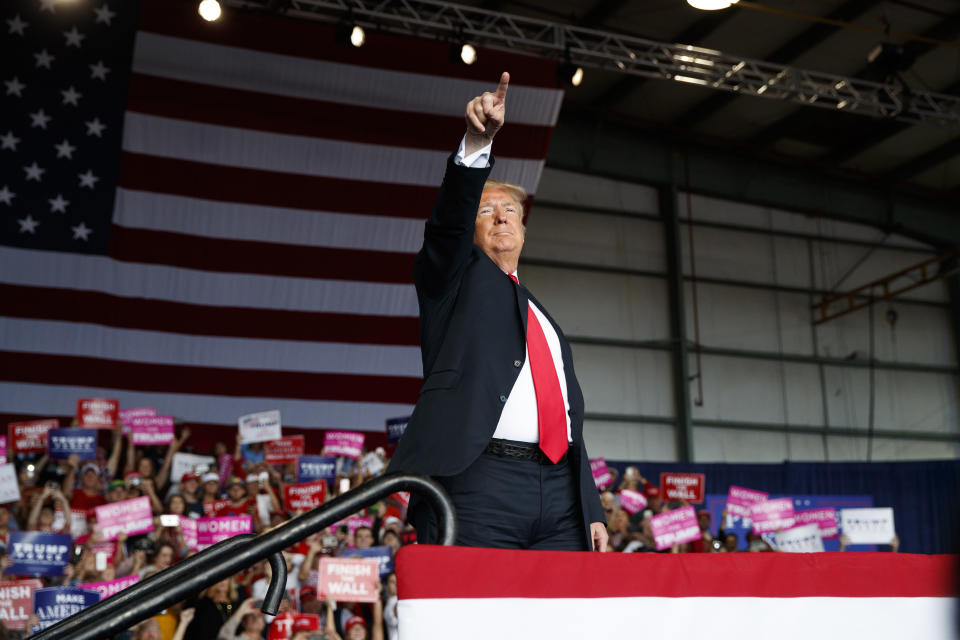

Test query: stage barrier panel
[396,546,957,640]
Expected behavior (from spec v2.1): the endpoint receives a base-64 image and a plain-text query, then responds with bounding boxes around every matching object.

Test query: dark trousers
[413,450,587,551]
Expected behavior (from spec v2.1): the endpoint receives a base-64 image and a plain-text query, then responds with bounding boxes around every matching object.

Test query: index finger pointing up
[495,71,509,101]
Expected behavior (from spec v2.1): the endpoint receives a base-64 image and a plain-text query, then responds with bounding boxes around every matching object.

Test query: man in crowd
[388,72,606,552]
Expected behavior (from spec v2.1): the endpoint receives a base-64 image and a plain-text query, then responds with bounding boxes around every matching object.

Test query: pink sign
[332,516,374,538]
[750,498,796,534]
[196,515,253,550]
[265,436,305,465]
[795,507,838,539]
[589,458,614,490]
[95,497,154,541]
[660,472,705,503]
[118,408,156,425]
[317,558,379,603]
[218,453,233,486]
[322,431,365,459]
[179,517,197,550]
[0,436,6,465]
[726,485,769,519]
[78,574,140,600]
[129,416,174,445]
[76,398,119,428]
[649,506,701,550]
[619,489,648,515]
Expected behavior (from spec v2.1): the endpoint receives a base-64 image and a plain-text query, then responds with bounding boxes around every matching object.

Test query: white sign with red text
[775,524,825,553]
[238,410,282,444]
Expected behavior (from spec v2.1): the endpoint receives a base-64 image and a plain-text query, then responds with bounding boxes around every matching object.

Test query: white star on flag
[62,86,81,105]
[85,118,106,136]
[54,139,76,159]
[0,186,14,205]
[72,222,92,241]
[34,49,54,69]
[5,77,25,97]
[38,0,57,12]
[78,170,99,189]
[93,4,115,25]
[64,26,85,47]
[7,14,28,35]
[24,162,45,181]
[0,131,19,151]
[49,194,70,213]
[90,61,109,80]
[18,215,39,234]
[29,109,51,129]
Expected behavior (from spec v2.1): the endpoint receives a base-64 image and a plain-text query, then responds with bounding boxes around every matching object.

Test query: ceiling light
[460,43,477,65]
[687,0,739,10]
[198,0,221,21]
[349,25,365,47]
[336,22,366,48]
[558,62,583,87]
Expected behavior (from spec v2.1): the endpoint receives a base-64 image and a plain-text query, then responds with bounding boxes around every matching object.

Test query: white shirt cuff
[455,135,492,168]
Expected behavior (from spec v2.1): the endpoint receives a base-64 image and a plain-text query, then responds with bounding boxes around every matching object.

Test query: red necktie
[510,274,567,463]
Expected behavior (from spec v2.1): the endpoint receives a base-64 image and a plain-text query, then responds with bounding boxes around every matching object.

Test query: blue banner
[705,494,874,552]
[32,586,100,631]
[298,456,337,483]
[47,428,98,460]
[385,416,409,444]
[9,531,73,577]
[341,545,394,578]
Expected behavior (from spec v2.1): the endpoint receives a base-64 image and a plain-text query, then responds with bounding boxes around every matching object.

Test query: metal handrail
[32,473,455,640]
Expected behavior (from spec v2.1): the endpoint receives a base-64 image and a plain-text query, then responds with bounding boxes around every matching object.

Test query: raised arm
[156,428,189,490]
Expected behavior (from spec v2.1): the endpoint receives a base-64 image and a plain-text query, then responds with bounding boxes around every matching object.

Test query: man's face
[354,527,374,549]
[82,469,100,491]
[473,187,524,262]
[228,484,245,500]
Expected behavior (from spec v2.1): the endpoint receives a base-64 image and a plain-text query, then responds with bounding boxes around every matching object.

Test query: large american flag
[1,0,564,448]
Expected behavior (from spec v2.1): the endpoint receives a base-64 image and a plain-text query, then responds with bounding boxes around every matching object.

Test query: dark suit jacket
[388,154,605,543]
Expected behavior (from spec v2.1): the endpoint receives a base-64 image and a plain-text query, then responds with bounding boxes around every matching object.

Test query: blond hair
[482,180,527,220]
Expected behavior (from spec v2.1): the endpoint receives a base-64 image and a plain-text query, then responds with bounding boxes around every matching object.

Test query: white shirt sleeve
[454,135,492,168]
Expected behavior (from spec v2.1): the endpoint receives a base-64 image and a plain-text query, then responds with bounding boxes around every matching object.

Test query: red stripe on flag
[0,351,421,403]
[0,284,420,345]
[126,74,554,160]
[117,153,439,217]
[137,0,561,89]
[397,546,956,599]
[107,226,416,283]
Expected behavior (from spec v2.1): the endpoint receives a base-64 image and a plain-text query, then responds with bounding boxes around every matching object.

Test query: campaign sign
[118,407,156,425]
[660,472,705,503]
[619,489,648,515]
[76,398,118,428]
[360,452,385,477]
[385,417,409,444]
[48,428,97,461]
[283,481,326,512]
[775,524,825,553]
[649,506,701,550]
[218,453,233,486]
[95,497,154,541]
[32,586,100,631]
[268,613,296,640]
[8,419,56,454]
[0,464,20,504]
[725,485,769,520]
[69,509,89,539]
[265,436,304,465]
[171,453,216,483]
[196,515,253,550]
[0,580,43,630]
[750,498,796,534]
[78,574,140,600]
[341,545,395,578]
[322,431,365,459]
[840,507,896,545]
[589,458,614,490]
[238,410,282,444]
[298,456,337,483]
[0,436,6,465]
[129,416,174,446]
[203,499,231,517]
[332,516,374,537]
[794,507,838,539]
[317,558,379,603]
[179,517,198,550]
[8,531,72,577]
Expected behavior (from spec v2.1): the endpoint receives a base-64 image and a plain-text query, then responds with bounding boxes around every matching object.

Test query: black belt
[484,438,568,465]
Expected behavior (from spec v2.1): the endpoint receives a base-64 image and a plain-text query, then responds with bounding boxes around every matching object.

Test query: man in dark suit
[388,72,607,552]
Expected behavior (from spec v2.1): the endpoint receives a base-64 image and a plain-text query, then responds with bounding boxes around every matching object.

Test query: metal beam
[674,0,877,129]
[580,0,629,27]
[882,134,960,182]
[660,183,694,462]
[226,0,960,127]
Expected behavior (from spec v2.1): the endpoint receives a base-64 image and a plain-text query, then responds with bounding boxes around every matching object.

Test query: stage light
[687,0,739,9]
[460,43,477,65]
[336,22,366,48]
[350,25,366,47]
[198,0,221,21]
[558,62,584,87]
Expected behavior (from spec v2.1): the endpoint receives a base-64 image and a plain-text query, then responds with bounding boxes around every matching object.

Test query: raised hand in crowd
[172,607,196,640]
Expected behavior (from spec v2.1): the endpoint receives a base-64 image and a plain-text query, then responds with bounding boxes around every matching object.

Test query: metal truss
[223,0,960,127]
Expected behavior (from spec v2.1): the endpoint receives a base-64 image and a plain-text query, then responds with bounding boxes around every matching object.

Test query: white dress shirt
[455,138,573,444]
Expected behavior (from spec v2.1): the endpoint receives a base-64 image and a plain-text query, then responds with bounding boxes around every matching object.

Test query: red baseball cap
[345,616,366,632]
[645,486,661,498]
[299,585,317,601]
